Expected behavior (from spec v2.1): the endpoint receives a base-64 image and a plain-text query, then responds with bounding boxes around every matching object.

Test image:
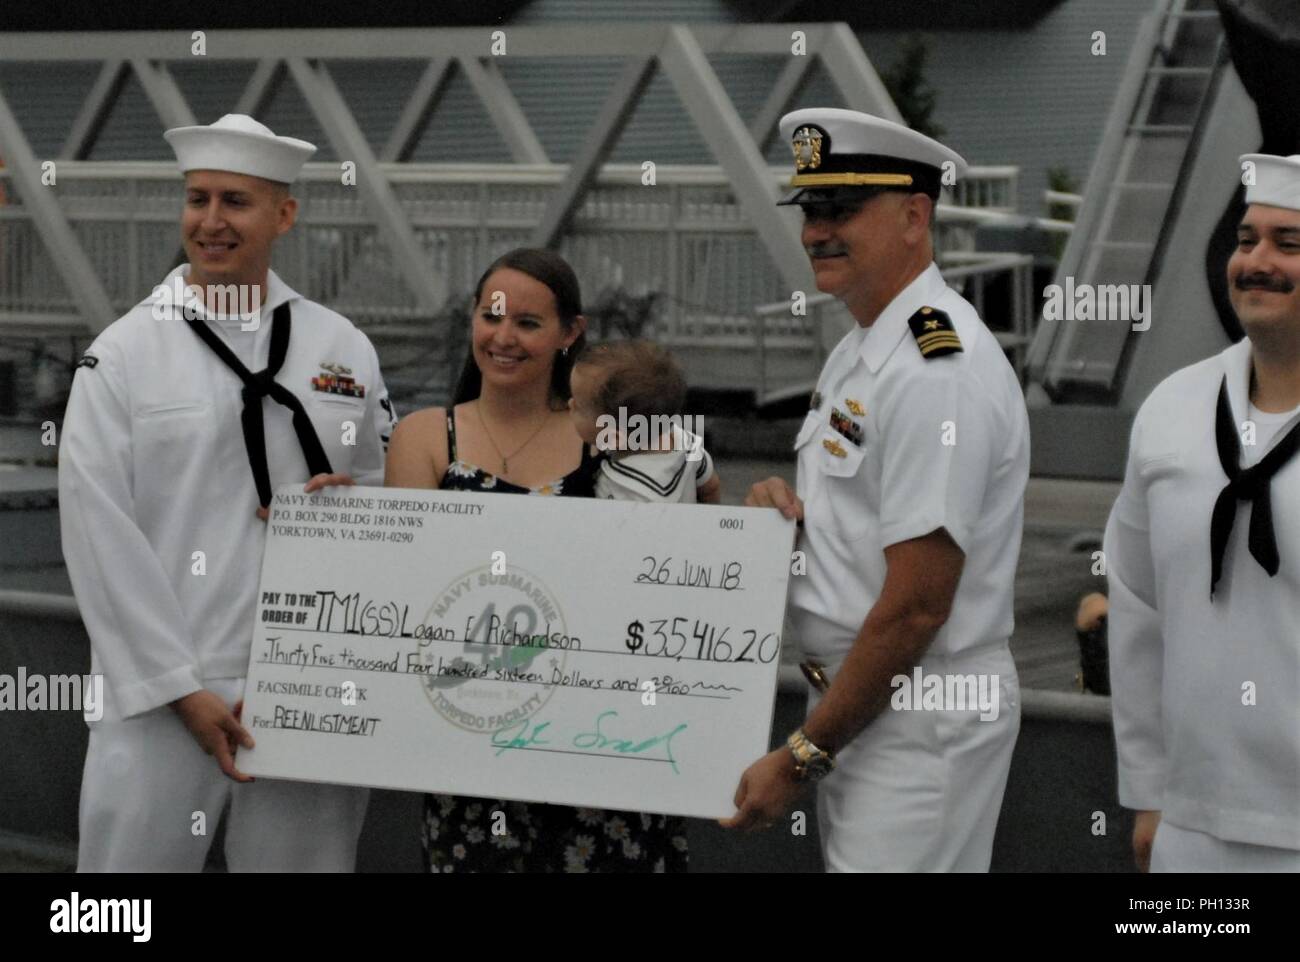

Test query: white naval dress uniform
[1105,337,1300,871]
[60,265,397,872]
[595,426,716,503]
[787,262,1028,872]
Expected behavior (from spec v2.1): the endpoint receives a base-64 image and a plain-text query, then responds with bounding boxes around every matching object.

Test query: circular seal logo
[418,564,576,733]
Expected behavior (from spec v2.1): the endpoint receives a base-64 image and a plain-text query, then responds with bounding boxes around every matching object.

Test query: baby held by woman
[567,339,721,504]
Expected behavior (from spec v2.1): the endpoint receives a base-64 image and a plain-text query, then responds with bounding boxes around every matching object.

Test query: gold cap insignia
[792,126,824,172]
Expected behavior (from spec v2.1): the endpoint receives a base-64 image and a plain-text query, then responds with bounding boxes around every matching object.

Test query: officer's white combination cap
[776,108,967,205]
[164,113,316,185]
[1241,153,1300,212]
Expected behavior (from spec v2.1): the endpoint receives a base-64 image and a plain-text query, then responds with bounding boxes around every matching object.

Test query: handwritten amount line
[252,659,738,699]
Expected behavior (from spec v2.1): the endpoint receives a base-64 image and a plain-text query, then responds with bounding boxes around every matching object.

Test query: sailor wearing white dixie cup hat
[723,109,1027,872]
[59,114,398,871]
[1106,153,1300,873]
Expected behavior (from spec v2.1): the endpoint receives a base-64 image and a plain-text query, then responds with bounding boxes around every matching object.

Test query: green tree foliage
[1047,165,1080,260]
[881,35,944,139]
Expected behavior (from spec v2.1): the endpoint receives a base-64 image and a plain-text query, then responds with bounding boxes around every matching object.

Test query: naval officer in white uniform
[1106,152,1300,873]
[59,115,398,871]
[722,109,1027,871]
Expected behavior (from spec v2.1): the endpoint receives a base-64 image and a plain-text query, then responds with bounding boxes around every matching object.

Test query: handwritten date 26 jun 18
[635,555,742,591]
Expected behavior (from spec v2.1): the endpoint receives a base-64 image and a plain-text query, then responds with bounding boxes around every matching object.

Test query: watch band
[787,728,834,780]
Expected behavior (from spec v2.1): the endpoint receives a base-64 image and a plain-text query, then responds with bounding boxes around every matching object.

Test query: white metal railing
[940,203,1074,235]
[752,250,1035,401]
[949,165,1018,212]
[1043,190,1083,211]
[0,162,1019,340]
[0,590,80,621]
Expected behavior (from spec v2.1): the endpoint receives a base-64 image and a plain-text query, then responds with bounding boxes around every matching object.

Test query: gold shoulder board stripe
[917,334,963,349]
[907,306,962,358]
[916,333,963,344]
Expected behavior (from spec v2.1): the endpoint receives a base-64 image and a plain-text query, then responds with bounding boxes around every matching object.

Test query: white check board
[237,485,796,819]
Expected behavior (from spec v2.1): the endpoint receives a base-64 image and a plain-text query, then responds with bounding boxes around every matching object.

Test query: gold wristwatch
[787,728,834,782]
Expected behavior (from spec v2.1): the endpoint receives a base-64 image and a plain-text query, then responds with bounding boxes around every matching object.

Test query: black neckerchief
[185,301,332,508]
[1210,374,1300,598]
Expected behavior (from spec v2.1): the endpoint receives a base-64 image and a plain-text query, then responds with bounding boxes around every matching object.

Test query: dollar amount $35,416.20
[624,617,779,664]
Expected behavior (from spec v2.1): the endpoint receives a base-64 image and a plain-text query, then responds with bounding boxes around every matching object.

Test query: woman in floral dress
[385,247,688,872]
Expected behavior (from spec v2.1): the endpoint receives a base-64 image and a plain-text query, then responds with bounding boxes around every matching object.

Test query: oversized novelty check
[237,485,796,819]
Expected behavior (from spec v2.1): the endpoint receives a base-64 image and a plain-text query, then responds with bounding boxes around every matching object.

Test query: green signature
[490,710,688,773]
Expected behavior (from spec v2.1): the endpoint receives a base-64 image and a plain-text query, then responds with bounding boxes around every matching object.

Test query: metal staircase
[1027,0,1227,402]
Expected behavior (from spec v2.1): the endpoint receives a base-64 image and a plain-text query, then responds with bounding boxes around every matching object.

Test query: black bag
[1075,614,1110,696]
